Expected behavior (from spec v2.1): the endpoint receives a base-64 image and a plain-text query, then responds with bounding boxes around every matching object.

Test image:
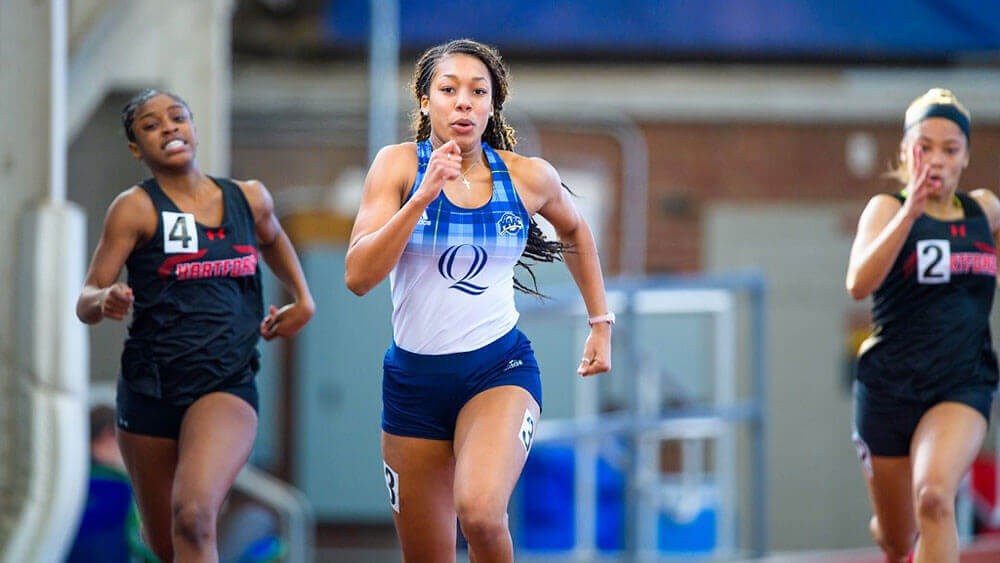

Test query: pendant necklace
[460,159,481,190]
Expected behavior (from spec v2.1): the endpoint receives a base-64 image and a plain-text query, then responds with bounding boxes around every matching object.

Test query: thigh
[117,429,179,544]
[173,391,258,511]
[381,431,457,563]
[453,385,540,513]
[910,401,988,494]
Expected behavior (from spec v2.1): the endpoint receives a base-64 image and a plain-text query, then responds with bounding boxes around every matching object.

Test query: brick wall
[537,122,1000,273]
[233,120,1000,274]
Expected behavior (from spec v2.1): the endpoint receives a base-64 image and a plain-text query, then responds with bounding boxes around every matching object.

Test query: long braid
[483,112,515,151]
[412,39,571,297]
[415,113,431,142]
[485,111,570,297]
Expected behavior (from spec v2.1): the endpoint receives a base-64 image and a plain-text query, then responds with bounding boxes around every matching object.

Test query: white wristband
[587,312,615,326]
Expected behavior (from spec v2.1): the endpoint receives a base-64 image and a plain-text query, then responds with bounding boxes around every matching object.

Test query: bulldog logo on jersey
[438,244,489,295]
[497,212,524,236]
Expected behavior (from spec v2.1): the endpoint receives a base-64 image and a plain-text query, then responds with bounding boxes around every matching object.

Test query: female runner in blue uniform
[346,39,613,562]
[76,90,314,562]
[847,88,1000,563]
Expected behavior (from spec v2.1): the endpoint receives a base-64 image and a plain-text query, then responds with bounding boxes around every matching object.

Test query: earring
[421,109,429,116]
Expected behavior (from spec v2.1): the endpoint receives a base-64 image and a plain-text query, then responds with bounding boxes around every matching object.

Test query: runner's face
[422,54,493,149]
[901,117,968,194]
[128,94,197,169]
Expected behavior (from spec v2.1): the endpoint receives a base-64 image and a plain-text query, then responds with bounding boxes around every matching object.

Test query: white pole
[368,0,400,162]
[50,0,67,203]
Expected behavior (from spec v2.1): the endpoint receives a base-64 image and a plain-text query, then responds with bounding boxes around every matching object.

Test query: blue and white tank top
[389,141,530,354]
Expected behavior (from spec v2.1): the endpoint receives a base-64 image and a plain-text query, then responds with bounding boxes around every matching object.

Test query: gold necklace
[899,188,961,208]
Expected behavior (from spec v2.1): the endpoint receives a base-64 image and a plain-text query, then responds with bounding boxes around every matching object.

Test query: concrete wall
[1,1,237,555]
[0,1,60,541]
[69,0,234,174]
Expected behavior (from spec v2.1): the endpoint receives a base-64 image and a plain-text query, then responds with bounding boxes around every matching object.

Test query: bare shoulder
[233,178,269,198]
[969,188,1000,229]
[103,184,157,240]
[366,142,420,201]
[851,193,904,238]
[496,149,560,195]
[109,184,156,222]
[379,141,419,162]
[969,188,1000,211]
[861,193,903,217]
[869,192,903,208]
[232,178,271,219]
[372,141,419,178]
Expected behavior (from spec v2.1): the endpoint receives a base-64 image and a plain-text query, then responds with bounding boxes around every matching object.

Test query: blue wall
[324,0,1000,58]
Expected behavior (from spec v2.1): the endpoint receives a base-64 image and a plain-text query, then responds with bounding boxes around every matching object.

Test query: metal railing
[233,466,315,563]
[516,272,768,560]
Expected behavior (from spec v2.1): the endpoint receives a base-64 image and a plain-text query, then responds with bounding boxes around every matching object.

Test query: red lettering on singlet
[950,252,997,275]
[172,252,258,280]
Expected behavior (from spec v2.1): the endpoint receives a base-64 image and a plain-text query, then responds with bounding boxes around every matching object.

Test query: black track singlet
[857,191,999,400]
[120,177,264,404]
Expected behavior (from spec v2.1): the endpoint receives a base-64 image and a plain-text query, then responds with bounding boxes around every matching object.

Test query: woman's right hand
[101,282,134,321]
[901,144,932,220]
[412,140,462,204]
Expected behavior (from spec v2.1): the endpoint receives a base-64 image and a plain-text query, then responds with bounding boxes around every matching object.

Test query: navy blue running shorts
[382,327,542,440]
[853,380,994,458]
[116,377,259,439]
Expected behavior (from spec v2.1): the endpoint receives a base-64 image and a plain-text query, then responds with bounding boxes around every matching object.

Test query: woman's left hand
[260,302,314,341]
[577,324,612,376]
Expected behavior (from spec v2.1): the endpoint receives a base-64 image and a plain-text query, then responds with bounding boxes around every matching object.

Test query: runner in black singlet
[76,89,314,561]
[846,88,1000,563]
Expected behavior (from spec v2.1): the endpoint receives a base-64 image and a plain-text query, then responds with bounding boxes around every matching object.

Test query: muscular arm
[239,180,314,338]
[512,156,611,375]
[847,143,936,300]
[845,195,915,300]
[345,141,461,295]
[76,188,152,324]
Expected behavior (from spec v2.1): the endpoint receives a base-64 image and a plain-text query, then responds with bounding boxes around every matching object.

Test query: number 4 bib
[916,239,950,284]
[163,211,198,254]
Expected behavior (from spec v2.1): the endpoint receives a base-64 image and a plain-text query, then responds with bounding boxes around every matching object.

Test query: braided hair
[411,39,569,297]
[121,89,191,142]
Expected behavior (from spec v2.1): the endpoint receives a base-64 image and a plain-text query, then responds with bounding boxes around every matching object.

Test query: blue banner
[324,0,1000,58]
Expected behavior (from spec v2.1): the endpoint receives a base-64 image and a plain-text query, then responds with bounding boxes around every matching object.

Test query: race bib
[162,211,198,254]
[916,239,949,284]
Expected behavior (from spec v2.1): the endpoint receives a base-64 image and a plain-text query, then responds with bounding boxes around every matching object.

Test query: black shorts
[115,378,258,439]
[853,380,994,457]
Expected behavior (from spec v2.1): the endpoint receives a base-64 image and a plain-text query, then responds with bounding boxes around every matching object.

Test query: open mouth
[450,119,474,133]
[163,138,187,153]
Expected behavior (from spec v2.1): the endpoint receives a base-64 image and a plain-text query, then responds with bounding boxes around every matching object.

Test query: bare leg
[862,455,916,563]
[910,402,986,563]
[117,430,179,561]
[381,432,457,563]
[453,386,539,563]
[171,392,257,563]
